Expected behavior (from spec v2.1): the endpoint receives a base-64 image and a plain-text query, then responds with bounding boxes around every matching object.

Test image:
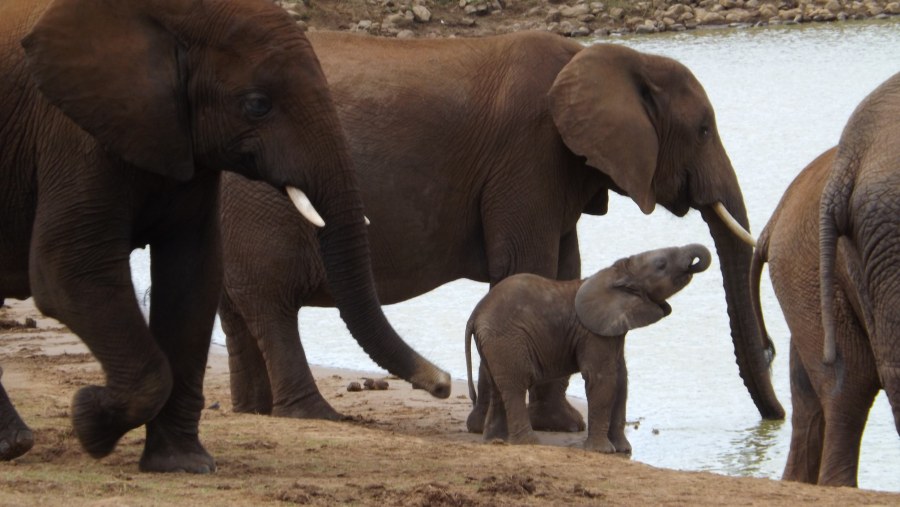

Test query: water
[130,19,900,491]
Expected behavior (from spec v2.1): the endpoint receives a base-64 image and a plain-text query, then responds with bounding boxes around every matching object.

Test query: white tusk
[713,202,756,248]
[365,216,371,226]
[286,186,325,228]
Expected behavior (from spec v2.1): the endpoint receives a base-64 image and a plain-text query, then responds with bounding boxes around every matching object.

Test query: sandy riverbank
[1,298,898,505]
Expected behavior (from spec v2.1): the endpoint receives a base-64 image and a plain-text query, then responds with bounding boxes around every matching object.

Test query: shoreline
[280,0,900,39]
[3,297,900,504]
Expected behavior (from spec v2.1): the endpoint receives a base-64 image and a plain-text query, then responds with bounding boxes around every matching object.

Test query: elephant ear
[21,0,194,180]
[575,263,669,336]
[549,44,660,215]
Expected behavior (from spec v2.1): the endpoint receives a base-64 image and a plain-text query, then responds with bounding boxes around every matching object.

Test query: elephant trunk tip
[410,366,452,399]
[686,244,712,273]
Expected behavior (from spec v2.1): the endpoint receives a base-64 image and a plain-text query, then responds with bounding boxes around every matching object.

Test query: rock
[758,3,779,16]
[384,12,414,28]
[886,2,900,13]
[725,8,754,21]
[778,6,802,18]
[356,19,374,31]
[363,378,390,390]
[824,0,842,11]
[412,5,431,21]
[560,4,591,17]
[698,10,727,22]
[571,24,592,36]
[664,3,689,17]
[635,20,658,32]
[546,8,562,21]
[397,29,416,38]
[609,6,625,18]
[864,1,883,15]
[347,382,363,392]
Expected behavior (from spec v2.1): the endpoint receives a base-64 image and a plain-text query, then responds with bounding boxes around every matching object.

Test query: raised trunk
[303,147,451,399]
[701,204,785,420]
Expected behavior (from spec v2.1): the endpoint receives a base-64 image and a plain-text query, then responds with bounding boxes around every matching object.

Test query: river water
[130,19,900,492]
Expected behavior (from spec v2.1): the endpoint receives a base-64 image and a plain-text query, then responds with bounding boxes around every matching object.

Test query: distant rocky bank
[278,0,900,38]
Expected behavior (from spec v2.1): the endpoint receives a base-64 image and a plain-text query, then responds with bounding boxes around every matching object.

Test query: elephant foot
[609,433,632,454]
[466,405,487,434]
[0,377,35,460]
[528,399,586,433]
[0,423,34,461]
[231,395,273,416]
[72,385,144,458]
[272,397,343,421]
[140,425,215,474]
[509,431,540,446]
[583,437,616,454]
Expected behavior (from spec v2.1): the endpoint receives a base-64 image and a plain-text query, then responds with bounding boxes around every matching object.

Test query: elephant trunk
[684,243,712,273]
[305,150,451,399]
[701,203,785,420]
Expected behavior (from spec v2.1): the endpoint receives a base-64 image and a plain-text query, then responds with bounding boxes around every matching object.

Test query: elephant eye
[654,258,667,271]
[242,92,272,120]
[699,125,711,138]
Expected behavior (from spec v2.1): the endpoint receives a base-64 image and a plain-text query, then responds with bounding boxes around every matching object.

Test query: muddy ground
[1,299,899,506]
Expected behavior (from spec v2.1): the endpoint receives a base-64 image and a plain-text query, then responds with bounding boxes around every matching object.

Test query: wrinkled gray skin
[466,244,711,452]
[0,0,448,471]
[220,31,784,431]
[751,72,900,488]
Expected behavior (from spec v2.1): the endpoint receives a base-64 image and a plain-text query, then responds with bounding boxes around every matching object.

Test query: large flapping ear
[22,0,195,180]
[575,265,669,336]
[549,44,659,215]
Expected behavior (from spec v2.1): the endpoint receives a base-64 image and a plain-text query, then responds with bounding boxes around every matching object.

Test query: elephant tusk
[365,216,371,226]
[713,202,756,248]
[286,186,325,228]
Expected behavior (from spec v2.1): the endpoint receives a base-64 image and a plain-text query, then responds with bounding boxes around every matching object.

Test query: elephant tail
[819,156,853,365]
[749,225,776,368]
[465,317,477,406]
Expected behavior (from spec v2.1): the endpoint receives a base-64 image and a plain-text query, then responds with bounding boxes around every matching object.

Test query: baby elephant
[465,244,711,452]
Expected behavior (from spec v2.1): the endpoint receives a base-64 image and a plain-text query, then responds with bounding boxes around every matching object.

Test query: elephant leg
[140,211,221,473]
[499,386,538,445]
[818,397,874,487]
[466,361,491,433]
[607,354,631,454]
[30,211,172,461]
[243,304,341,420]
[817,375,878,487]
[782,343,824,484]
[581,345,617,453]
[0,368,34,461]
[483,377,509,442]
[556,228,582,282]
[528,377,586,432]
[220,291,274,414]
[524,230,586,433]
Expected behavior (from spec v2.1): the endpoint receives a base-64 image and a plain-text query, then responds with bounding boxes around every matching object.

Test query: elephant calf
[465,244,711,452]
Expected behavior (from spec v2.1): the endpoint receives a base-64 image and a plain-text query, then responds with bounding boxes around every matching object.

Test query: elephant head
[21,0,449,397]
[576,244,711,336]
[549,44,784,419]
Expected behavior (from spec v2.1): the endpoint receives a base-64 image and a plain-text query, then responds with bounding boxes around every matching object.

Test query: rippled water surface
[131,19,900,491]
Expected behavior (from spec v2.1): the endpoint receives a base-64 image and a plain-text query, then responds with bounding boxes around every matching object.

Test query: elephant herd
[0,0,896,490]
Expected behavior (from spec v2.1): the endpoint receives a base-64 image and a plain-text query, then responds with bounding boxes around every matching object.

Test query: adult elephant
[220,31,785,429]
[751,72,900,487]
[0,0,448,472]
